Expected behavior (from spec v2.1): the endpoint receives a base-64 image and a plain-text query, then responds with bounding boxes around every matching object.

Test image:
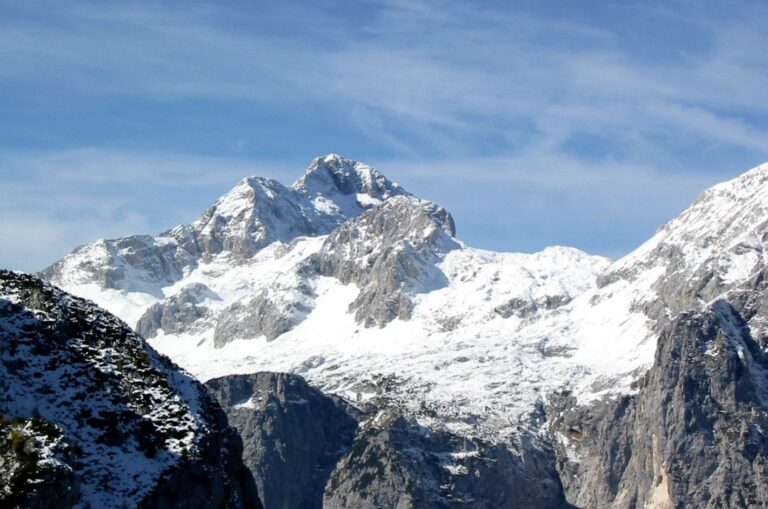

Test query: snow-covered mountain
[42,157,768,444]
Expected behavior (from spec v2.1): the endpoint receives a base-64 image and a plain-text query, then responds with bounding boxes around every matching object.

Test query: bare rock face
[206,372,567,509]
[0,270,261,509]
[206,372,359,509]
[292,154,411,225]
[597,164,768,331]
[549,267,768,508]
[311,196,458,327]
[211,196,459,346]
[212,271,316,347]
[210,195,461,347]
[493,294,572,319]
[190,177,321,263]
[324,412,567,509]
[136,282,218,338]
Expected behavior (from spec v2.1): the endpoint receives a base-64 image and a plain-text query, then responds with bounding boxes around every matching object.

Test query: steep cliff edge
[206,372,359,509]
[208,372,568,509]
[549,266,768,508]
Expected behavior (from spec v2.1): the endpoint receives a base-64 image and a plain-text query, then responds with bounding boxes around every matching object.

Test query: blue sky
[1,0,767,272]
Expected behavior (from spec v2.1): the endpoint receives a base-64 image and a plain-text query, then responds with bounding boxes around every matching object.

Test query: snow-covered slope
[0,270,258,508]
[42,158,768,441]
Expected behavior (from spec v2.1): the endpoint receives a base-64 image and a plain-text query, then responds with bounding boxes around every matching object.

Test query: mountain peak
[286,154,412,225]
[703,161,768,203]
[293,154,409,202]
[597,160,768,327]
[190,175,316,261]
[212,176,289,218]
[612,161,768,275]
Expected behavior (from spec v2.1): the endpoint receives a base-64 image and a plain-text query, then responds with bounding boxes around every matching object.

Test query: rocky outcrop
[549,267,768,508]
[211,195,460,345]
[189,177,322,263]
[206,193,461,347]
[493,294,572,319]
[206,372,359,509]
[310,196,458,326]
[291,154,411,226]
[206,372,567,509]
[0,270,261,508]
[136,282,217,338]
[324,412,567,509]
[212,270,316,347]
[597,163,768,329]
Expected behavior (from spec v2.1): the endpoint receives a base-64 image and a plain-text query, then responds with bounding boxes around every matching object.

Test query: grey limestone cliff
[323,411,567,509]
[212,269,316,347]
[206,372,359,509]
[207,372,568,509]
[212,195,460,347]
[310,196,458,327]
[549,267,768,508]
[136,282,218,338]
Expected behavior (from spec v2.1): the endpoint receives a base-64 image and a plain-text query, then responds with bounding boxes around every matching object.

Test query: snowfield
[45,157,768,441]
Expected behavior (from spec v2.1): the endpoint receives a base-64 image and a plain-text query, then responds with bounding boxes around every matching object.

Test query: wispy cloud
[1,0,767,270]
[0,149,291,186]
[329,0,768,158]
[3,1,767,157]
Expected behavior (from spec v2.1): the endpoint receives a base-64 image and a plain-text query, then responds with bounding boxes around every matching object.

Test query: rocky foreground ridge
[0,270,261,508]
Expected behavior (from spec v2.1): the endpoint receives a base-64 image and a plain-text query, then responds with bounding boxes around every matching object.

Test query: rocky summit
[30,157,768,507]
